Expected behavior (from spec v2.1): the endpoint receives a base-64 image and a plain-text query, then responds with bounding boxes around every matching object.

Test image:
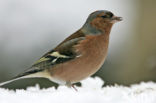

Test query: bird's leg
[66,81,78,91]
[72,84,78,91]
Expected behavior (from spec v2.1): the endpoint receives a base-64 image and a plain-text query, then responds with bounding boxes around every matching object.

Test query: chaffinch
[0,10,122,90]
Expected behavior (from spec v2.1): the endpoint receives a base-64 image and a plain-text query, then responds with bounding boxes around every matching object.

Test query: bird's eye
[101,15,107,18]
[101,12,113,19]
[106,12,113,18]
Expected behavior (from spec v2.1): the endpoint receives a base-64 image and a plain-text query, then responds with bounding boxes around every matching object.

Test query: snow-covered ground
[0,77,156,103]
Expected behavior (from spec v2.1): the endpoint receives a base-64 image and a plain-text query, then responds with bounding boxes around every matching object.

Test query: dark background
[0,0,156,89]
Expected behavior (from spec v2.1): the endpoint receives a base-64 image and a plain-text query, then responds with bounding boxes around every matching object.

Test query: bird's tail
[0,76,24,87]
[0,67,50,87]
[0,70,32,86]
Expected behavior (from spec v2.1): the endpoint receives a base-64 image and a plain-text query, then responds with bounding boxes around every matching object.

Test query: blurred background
[0,0,156,89]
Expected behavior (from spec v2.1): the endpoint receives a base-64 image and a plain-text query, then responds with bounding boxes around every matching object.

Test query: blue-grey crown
[82,10,112,35]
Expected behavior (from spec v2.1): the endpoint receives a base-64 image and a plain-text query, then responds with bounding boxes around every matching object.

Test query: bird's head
[82,10,122,34]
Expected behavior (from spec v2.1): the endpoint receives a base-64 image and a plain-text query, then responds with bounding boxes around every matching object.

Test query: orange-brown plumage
[0,10,122,90]
[50,34,110,83]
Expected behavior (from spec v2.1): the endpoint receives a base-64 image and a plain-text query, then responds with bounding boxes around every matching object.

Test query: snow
[0,77,156,103]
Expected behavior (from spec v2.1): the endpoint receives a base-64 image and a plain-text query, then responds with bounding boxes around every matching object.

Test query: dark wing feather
[0,30,87,86]
[14,37,85,79]
[32,37,85,68]
[12,27,87,79]
[13,37,85,79]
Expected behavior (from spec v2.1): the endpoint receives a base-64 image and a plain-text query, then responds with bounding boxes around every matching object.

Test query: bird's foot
[66,81,78,91]
[72,84,78,91]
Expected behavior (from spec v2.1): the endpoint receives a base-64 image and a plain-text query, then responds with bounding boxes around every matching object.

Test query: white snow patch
[0,77,156,103]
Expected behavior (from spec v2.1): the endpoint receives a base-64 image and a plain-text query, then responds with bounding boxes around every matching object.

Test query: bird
[0,10,122,90]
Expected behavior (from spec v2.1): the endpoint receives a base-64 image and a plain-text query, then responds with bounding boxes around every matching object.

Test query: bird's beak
[110,16,123,23]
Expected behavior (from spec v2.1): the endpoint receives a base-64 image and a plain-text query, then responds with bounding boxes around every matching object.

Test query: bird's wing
[14,37,85,78]
[33,37,85,68]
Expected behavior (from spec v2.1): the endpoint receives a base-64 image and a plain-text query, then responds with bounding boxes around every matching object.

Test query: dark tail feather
[0,76,24,87]
[14,68,43,79]
[0,67,45,87]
